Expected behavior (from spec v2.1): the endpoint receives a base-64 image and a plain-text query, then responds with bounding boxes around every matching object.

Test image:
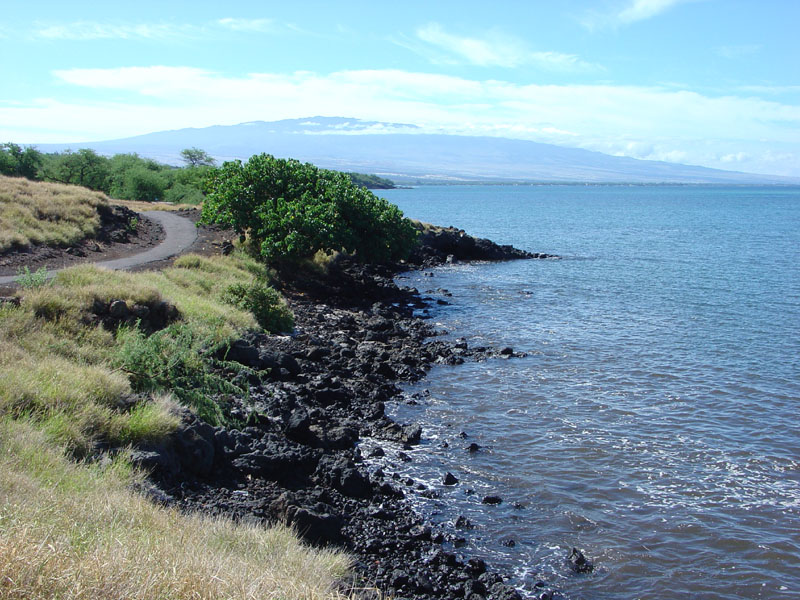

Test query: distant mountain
[35,117,799,184]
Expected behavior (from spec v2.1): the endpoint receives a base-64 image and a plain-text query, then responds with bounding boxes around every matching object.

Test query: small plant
[15,266,50,289]
[221,281,294,333]
[126,216,139,233]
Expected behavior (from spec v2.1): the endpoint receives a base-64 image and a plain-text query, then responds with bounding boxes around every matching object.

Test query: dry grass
[0,251,349,599]
[0,175,109,252]
[411,219,448,235]
[0,420,351,600]
[47,252,271,343]
[110,198,200,212]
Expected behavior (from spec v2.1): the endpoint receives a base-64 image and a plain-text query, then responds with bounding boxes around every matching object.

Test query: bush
[115,323,245,425]
[163,181,204,205]
[0,142,43,179]
[200,154,417,264]
[222,281,294,333]
[118,165,166,202]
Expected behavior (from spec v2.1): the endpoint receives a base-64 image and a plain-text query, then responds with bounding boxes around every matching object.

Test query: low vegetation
[0,419,351,600]
[0,153,412,598]
[0,174,108,252]
[201,153,417,264]
[0,142,397,208]
[0,241,347,598]
[346,172,395,189]
[4,252,292,431]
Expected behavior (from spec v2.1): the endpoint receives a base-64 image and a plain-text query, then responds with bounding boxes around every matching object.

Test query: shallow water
[376,185,800,599]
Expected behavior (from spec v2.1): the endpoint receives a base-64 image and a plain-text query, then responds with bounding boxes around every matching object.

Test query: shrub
[16,266,50,289]
[200,154,417,264]
[163,181,204,205]
[114,323,246,425]
[119,165,166,202]
[222,281,294,333]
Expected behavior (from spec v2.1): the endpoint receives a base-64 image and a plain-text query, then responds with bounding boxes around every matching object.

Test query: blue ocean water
[377,185,800,599]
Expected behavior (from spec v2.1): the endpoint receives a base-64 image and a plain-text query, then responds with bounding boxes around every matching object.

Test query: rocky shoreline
[133,227,561,600]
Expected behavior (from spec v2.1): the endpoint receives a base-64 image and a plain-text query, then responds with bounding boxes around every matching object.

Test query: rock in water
[568,547,594,573]
[443,471,459,485]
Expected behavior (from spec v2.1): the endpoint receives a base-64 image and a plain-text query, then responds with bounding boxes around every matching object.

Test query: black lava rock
[443,472,459,486]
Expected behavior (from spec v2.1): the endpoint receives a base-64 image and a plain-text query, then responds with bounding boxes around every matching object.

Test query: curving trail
[0,211,198,285]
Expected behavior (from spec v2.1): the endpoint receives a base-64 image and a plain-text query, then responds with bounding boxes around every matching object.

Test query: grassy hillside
[0,420,350,600]
[0,174,110,252]
[0,178,351,598]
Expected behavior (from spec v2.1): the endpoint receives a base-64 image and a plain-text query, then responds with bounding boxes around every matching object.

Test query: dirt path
[0,211,198,285]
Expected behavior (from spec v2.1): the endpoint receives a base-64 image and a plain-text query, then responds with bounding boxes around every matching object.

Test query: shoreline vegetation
[0,142,396,211]
[0,159,557,599]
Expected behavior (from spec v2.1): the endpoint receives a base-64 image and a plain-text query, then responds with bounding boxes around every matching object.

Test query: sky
[1,0,799,177]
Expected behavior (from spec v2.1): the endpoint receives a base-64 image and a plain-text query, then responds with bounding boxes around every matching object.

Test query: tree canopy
[0,143,395,215]
[0,143,43,180]
[200,153,417,264]
[180,147,216,168]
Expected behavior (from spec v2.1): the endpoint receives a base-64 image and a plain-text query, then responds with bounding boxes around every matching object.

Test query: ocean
[376,184,800,599]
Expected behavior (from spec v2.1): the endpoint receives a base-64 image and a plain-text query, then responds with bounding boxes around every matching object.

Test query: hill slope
[36,117,799,184]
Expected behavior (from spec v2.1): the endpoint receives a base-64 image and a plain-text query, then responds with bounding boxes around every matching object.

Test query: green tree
[163,181,204,205]
[200,154,416,264]
[119,166,166,202]
[180,147,216,168]
[346,172,395,189]
[0,143,43,179]
[41,149,110,192]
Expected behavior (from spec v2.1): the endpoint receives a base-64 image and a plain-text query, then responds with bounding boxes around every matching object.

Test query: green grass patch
[114,322,248,424]
[1,250,292,451]
[222,281,294,333]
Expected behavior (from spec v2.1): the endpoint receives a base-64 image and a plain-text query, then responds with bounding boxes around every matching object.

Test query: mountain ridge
[34,117,800,185]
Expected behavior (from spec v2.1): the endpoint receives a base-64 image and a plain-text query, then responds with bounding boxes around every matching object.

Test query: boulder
[173,419,216,477]
[443,472,459,486]
[224,339,261,367]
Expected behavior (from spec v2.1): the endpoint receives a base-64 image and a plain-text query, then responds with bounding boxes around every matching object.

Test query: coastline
[136,229,558,600]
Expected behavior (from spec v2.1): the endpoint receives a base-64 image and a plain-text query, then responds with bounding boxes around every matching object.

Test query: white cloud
[738,85,800,96]
[617,0,688,24]
[720,152,749,163]
[34,21,198,41]
[714,44,761,59]
[582,0,691,30]
[53,66,213,96]
[32,18,277,42]
[413,23,598,71]
[217,18,274,33]
[4,66,799,176]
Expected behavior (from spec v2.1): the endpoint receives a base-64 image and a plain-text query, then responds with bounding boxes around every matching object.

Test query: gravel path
[0,211,198,285]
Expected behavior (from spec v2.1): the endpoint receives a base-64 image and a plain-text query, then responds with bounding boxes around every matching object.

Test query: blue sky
[2,0,799,176]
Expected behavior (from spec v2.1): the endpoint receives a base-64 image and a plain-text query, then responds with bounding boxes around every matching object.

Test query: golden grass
[0,252,349,599]
[110,198,200,212]
[0,420,351,600]
[0,175,109,252]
